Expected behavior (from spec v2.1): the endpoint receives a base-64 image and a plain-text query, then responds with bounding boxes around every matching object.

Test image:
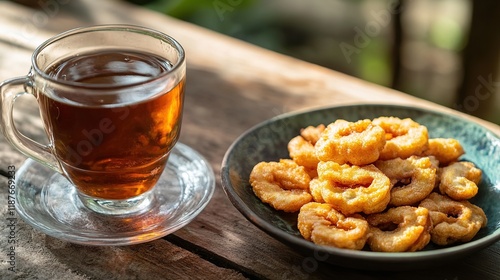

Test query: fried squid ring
[300,124,325,144]
[249,159,312,212]
[288,135,319,173]
[309,178,325,203]
[419,193,487,246]
[314,119,386,165]
[298,202,370,250]
[287,126,321,166]
[421,138,464,165]
[375,156,437,206]
[366,206,432,252]
[438,161,482,200]
[313,161,391,215]
[288,125,325,177]
[372,117,428,160]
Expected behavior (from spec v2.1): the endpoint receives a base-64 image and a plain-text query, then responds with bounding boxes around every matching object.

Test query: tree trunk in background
[457,0,500,123]
[391,0,403,90]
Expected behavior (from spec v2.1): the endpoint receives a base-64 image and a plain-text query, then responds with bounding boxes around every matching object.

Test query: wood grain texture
[0,1,498,279]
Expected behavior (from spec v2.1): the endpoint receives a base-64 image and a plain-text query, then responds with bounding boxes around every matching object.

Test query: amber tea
[1,25,186,217]
[38,51,185,200]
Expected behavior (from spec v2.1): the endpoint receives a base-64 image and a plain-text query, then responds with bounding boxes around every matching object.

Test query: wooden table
[0,1,498,279]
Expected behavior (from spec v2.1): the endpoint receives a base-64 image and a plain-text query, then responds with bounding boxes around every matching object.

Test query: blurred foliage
[131,0,392,86]
[143,0,218,19]
[358,39,392,86]
[429,17,466,51]
[126,0,498,124]
[142,0,256,21]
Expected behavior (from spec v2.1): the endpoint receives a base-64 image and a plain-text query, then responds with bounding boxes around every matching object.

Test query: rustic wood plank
[0,180,246,280]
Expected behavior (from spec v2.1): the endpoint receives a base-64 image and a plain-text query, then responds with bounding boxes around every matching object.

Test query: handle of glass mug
[0,76,62,173]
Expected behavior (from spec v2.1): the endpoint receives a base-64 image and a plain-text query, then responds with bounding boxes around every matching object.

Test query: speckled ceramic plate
[221,104,500,270]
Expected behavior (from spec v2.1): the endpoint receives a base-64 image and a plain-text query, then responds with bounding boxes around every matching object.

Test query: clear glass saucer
[15,142,215,246]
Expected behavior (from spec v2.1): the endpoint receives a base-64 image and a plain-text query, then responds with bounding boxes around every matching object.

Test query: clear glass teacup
[0,25,186,215]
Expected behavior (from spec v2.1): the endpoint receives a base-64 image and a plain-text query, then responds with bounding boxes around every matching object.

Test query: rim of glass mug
[0,24,186,174]
[30,24,186,107]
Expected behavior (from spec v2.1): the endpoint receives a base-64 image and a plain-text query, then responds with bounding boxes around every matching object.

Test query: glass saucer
[15,142,215,246]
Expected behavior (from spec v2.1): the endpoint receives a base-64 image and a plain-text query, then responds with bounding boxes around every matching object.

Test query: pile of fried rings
[249,117,487,252]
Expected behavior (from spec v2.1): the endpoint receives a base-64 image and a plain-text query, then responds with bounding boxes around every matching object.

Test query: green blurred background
[128,0,499,124]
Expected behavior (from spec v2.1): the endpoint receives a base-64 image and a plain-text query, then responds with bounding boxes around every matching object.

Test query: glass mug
[0,25,186,215]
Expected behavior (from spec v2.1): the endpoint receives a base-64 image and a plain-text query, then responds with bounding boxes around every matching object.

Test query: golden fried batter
[288,135,320,171]
[314,162,391,215]
[421,138,464,165]
[375,156,437,206]
[249,159,312,212]
[300,124,325,144]
[372,117,429,160]
[298,202,370,250]
[439,161,481,200]
[315,119,386,165]
[419,193,487,246]
[288,125,325,177]
[366,206,432,252]
[248,116,487,253]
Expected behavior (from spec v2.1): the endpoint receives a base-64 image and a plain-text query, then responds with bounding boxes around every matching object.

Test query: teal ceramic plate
[221,104,500,270]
